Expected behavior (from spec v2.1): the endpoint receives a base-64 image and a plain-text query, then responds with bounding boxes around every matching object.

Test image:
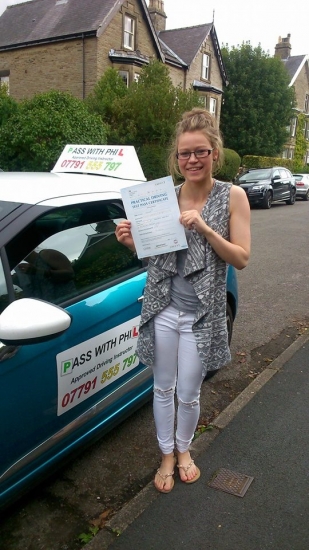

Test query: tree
[113,60,202,147]
[85,68,128,142]
[220,43,295,158]
[293,114,307,171]
[0,83,17,127]
[99,60,203,178]
[0,90,107,171]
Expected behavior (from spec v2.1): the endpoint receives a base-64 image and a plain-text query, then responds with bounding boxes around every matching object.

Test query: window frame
[209,97,217,116]
[118,70,129,87]
[0,71,10,94]
[123,14,135,51]
[201,53,210,80]
[290,117,297,137]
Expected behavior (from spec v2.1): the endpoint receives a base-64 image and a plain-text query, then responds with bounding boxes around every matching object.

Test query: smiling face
[177,131,217,186]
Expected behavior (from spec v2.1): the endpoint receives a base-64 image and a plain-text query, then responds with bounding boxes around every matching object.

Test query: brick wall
[186,38,223,123]
[0,38,97,100]
[293,64,309,112]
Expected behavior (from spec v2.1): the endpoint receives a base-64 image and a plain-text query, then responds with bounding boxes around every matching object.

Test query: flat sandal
[177,459,200,484]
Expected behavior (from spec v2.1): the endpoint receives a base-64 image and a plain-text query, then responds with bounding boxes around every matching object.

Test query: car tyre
[262,191,272,209]
[286,189,296,205]
[303,190,309,201]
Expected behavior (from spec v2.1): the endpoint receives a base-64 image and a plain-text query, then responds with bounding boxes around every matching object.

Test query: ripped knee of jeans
[154,386,175,398]
[178,396,199,408]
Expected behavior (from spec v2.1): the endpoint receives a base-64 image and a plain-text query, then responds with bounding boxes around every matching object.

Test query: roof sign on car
[52,144,146,182]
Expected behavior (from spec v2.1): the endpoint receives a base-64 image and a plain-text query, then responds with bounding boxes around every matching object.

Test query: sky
[0,0,307,57]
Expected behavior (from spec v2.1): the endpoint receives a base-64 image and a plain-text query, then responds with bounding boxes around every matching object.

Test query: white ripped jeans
[152,304,205,455]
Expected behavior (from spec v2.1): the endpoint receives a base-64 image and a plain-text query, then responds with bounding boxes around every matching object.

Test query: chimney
[274,34,292,59]
[148,0,167,33]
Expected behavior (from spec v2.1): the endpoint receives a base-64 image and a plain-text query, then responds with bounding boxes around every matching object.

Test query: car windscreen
[293,175,303,181]
[0,201,22,221]
[239,169,271,182]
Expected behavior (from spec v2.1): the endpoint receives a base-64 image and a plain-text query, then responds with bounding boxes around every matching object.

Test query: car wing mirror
[0,298,72,345]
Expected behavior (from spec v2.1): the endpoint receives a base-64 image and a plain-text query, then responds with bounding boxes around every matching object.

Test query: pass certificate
[120,176,188,258]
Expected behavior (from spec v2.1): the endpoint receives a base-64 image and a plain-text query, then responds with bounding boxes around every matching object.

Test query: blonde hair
[168,108,224,180]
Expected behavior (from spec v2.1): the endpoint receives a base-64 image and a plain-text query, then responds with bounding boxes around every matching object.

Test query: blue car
[0,153,238,509]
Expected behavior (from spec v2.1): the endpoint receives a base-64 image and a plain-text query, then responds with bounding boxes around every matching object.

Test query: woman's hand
[180,210,208,234]
[115,220,136,253]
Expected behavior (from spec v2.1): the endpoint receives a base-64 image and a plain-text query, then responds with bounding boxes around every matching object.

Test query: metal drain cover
[208,468,254,497]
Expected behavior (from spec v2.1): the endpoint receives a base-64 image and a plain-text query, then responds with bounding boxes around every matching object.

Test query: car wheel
[286,189,296,205]
[205,302,234,381]
[303,190,309,201]
[262,191,272,209]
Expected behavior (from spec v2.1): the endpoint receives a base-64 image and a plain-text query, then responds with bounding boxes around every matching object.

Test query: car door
[279,169,291,199]
[0,199,151,506]
[271,169,282,200]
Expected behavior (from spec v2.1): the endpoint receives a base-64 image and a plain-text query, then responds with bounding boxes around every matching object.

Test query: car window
[272,169,280,178]
[0,258,10,314]
[279,169,288,178]
[238,169,271,181]
[6,201,142,306]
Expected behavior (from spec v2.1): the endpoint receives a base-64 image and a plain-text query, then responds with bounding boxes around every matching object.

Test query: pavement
[88,332,309,550]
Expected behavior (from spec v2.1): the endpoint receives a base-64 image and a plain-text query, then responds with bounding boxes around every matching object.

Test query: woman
[115,108,250,493]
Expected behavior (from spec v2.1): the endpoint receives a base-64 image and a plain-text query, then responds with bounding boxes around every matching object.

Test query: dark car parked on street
[237,167,296,209]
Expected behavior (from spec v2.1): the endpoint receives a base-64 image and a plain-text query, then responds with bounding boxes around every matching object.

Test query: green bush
[136,143,169,180]
[216,148,241,182]
[242,155,293,170]
[0,90,107,171]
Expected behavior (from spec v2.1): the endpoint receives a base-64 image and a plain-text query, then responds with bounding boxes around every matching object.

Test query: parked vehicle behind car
[0,148,238,510]
[237,167,296,209]
[293,173,309,201]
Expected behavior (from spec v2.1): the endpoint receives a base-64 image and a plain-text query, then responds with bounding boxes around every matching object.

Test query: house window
[0,73,9,93]
[202,53,210,80]
[209,98,217,116]
[305,94,309,113]
[288,149,294,159]
[124,15,135,50]
[290,117,297,137]
[118,71,129,87]
[282,149,288,159]
[305,120,309,140]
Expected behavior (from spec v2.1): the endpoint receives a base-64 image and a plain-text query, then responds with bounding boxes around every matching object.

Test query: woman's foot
[154,453,175,493]
[177,451,200,484]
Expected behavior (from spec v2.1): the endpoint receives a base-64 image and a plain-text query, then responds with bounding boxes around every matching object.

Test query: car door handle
[137,296,144,302]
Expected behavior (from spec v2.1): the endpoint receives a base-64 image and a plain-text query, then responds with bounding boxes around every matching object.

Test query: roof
[159,24,213,66]
[283,54,309,86]
[0,171,144,206]
[0,0,162,58]
[158,23,228,84]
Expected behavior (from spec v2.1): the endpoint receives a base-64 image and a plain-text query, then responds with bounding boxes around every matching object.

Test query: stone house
[0,0,227,122]
[275,34,309,164]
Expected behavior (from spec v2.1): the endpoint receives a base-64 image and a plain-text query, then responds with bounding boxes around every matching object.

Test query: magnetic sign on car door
[56,317,140,415]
